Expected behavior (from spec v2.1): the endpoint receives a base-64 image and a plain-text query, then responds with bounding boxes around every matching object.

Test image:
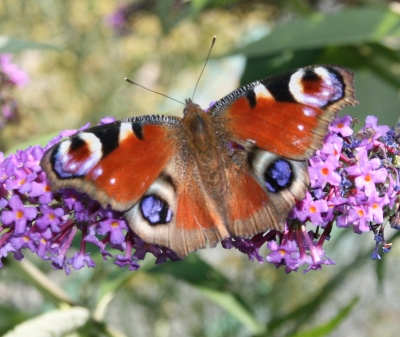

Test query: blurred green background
[1,1,400,336]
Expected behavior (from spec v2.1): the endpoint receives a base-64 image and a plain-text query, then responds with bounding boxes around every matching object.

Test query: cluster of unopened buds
[0,114,399,274]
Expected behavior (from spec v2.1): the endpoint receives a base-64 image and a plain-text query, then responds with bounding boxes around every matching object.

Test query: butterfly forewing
[41,116,181,211]
[210,65,358,160]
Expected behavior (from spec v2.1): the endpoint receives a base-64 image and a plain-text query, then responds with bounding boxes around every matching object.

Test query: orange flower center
[309,206,317,213]
[16,210,24,219]
[357,209,365,217]
[321,167,329,176]
[365,174,371,182]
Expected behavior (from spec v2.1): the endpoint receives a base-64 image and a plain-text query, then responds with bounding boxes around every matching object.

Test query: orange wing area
[223,96,324,160]
[224,163,282,237]
[126,160,230,258]
[86,124,175,209]
[227,172,269,221]
[176,187,215,230]
[173,172,229,255]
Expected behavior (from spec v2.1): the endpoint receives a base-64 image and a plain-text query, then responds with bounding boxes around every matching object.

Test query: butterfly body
[41,65,358,258]
[181,100,230,206]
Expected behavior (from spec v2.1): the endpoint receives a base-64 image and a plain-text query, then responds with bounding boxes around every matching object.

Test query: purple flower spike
[0,54,29,129]
[1,195,37,234]
[357,116,390,150]
[266,240,299,269]
[35,205,64,233]
[5,168,37,193]
[132,234,162,260]
[115,254,141,271]
[0,111,399,274]
[308,156,341,188]
[98,218,127,246]
[329,115,353,137]
[0,54,29,87]
[68,252,96,270]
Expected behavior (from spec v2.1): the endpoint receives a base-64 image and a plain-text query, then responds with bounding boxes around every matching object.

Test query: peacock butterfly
[40,65,358,258]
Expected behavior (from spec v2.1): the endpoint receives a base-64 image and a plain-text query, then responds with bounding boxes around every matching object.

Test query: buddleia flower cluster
[0,54,29,129]
[0,114,399,274]
[223,115,399,273]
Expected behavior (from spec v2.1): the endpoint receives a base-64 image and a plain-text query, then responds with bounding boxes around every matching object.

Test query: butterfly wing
[41,116,181,211]
[125,154,230,258]
[41,115,230,258]
[210,65,357,238]
[221,147,309,237]
[210,65,358,160]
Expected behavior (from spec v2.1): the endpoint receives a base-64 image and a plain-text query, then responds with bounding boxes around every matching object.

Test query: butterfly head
[181,98,216,148]
[183,98,203,116]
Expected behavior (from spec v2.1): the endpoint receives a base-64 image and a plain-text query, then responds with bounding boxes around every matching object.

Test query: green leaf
[156,0,190,33]
[9,259,76,306]
[2,307,90,337]
[240,48,324,85]
[350,68,400,129]
[191,0,210,14]
[191,0,240,14]
[289,296,359,337]
[147,254,265,334]
[266,231,400,335]
[237,7,400,58]
[0,36,58,53]
[0,304,33,336]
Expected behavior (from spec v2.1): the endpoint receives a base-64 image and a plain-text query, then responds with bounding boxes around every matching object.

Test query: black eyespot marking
[245,89,257,108]
[262,77,295,103]
[302,69,320,81]
[69,136,86,151]
[264,159,293,193]
[92,128,120,157]
[51,144,71,178]
[132,123,144,140]
[324,68,345,103]
[140,195,173,225]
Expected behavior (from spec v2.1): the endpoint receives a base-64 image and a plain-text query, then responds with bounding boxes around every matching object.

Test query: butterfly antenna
[124,78,185,106]
[192,36,216,101]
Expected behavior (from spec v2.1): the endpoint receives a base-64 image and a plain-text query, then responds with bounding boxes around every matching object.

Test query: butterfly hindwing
[125,151,230,258]
[222,145,309,238]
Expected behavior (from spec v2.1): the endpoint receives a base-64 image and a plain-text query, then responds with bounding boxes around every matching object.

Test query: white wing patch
[119,122,134,143]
